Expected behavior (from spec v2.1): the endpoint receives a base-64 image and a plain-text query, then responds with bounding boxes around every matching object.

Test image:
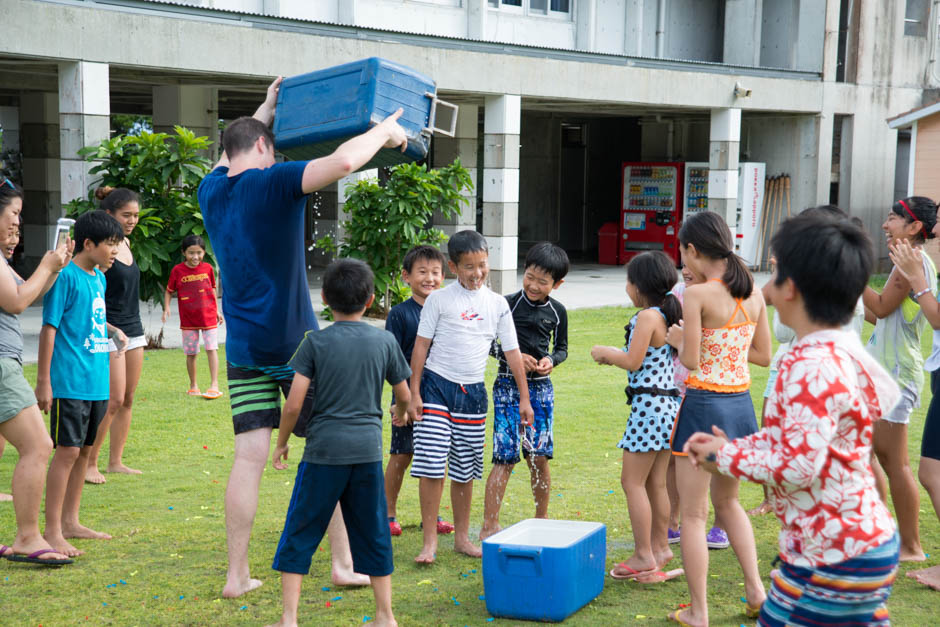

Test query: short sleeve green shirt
[289,321,411,465]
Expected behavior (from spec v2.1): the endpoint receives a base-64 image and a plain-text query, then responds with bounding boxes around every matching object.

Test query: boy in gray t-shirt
[270,259,410,627]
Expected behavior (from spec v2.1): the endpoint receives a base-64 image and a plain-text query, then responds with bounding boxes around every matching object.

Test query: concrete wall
[664,0,725,63]
[519,113,560,245]
[760,0,825,71]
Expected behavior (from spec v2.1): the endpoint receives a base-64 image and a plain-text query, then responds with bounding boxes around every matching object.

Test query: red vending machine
[619,162,684,266]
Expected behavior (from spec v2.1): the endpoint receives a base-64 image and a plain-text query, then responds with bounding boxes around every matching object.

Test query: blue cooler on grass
[482,519,606,622]
[273,57,457,172]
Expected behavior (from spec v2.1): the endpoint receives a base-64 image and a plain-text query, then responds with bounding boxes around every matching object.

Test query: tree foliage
[64,126,214,307]
[317,160,473,314]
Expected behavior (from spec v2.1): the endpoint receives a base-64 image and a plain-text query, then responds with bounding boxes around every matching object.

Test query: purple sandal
[3,546,73,566]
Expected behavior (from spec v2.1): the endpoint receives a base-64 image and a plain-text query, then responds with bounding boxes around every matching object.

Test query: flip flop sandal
[636,568,685,584]
[609,562,658,580]
[187,388,202,396]
[744,602,763,619]
[202,390,223,400]
[6,548,74,566]
[0,545,11,559]
[668,607,693,626]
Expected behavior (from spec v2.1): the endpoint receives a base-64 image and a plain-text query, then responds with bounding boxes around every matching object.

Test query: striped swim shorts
[227,362,314,436]
[410,368,487,483]
[759,533,899,626]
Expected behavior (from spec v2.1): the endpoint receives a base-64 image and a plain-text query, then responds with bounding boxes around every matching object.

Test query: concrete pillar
[467,0,487,39]
[708,108,741,228]
[815,111,834,206]
[432,104,478,244]
[483,95,520,294]
[19,92,59,272]
[820,0,841,81]
[337,0,357,24]
[723,0,762,66]
[59,61,110,208]
[575,0,597,53]
[152,85,220,160]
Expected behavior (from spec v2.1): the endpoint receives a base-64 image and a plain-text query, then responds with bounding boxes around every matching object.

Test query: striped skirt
[760,533,899,627]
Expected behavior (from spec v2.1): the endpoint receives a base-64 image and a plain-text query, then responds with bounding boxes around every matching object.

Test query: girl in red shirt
[162,235,223,399]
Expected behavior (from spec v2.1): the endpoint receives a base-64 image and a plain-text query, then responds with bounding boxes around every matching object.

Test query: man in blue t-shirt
[198,77,407,599]
[36,211,126,559]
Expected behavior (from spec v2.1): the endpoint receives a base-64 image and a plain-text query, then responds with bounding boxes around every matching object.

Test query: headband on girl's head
[899,199,919,224]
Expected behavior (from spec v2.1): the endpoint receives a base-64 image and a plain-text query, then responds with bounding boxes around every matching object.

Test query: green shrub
[64,126,213,308]
[317,159,473,314]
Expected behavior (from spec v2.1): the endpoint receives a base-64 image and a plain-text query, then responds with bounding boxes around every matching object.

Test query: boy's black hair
[222,116,276,159]
[323,258,374,314]
[0,179,23,215]
[402,244,446,273]
[678,211,753,300]
[182,234,206,252]
[891,196,937,243]
[801,204,865,229]
[525,242,570,283]
[771,212,874,326]
[96,186,139,213]
[446,230,488,264]
[625,251,682,329]
[74,210,124,254]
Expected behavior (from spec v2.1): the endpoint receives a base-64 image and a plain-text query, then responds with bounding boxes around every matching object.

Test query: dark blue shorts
[492,376,554,464]
[272,461,393,576]
[390,422,414,455]
[670,387,757,454]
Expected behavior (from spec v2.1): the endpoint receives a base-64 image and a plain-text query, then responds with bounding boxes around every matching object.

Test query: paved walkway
[16,264,770,363]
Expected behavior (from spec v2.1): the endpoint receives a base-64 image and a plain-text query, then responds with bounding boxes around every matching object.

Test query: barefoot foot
[42,533,84,557]
[331,568,370,587]
[85,466,106,484]
[907,564,940,590]
[668,607,706,627]
[106,463,142,475]
[900,548,927,562]
[653,548,675,570]
[62,523,111,541]
[222,577,263,598]
[454,538,482,558]
[478,525,501,542]
[414,547,436,564]
[747,500,773,516]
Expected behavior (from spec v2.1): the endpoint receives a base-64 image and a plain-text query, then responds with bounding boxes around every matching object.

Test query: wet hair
[402,244,446,273]
[181,234,206,252]
[678,211,753,300]
[0,178,23,216]
[73,210,124,254]
[772,212,874,326]
[446,230,488,264]
[891,196,937,243]
[323,258,374,314]
[525,242,570,283]
[222,116,275,158]
[95,186,139,213]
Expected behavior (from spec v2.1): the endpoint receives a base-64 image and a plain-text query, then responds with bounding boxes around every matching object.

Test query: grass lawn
[1,305,939,625]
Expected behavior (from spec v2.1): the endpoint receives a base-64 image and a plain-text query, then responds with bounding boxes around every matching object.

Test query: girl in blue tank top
[592,251,683,583]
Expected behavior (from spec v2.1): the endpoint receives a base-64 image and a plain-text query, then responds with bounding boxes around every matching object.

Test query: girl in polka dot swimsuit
[592,251,683,583]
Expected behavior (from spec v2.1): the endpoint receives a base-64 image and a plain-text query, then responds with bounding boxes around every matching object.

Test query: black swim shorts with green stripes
[227,362,314,436]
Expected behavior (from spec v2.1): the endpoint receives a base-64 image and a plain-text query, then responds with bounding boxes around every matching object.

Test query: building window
[489,0,569,16]
[905,0,929,37]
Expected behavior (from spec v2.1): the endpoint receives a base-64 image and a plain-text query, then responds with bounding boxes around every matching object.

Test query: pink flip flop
[636,568,685,584]
[609,562,658,580]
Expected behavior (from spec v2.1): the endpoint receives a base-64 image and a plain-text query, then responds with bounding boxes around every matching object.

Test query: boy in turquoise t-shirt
[35,211,126,558]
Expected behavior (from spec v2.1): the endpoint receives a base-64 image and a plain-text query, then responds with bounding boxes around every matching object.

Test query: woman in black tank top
[85,187,145,484]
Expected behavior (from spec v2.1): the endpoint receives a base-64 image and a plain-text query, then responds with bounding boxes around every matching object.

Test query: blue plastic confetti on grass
[102,603,108,607]
[470,569,477,574]
[107,583,116,588]
[180,595,185,600]
[454,600,460,606]
[240,606,247,610]
[168,506,173,510]
[154,596,159,599]
[740,597,746,603]
[478,595,485,600]
[322,586,330,591]
[119,580,127,585]
[363,617,372,623]
[332,596,342,601]
[607,490,614,494]
[487,619,495,623]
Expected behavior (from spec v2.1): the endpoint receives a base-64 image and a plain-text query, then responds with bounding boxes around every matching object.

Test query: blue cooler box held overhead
[482,519,606,622]
[272,57,457,172]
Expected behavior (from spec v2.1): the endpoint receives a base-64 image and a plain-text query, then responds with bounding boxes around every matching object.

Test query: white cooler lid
[482,519,604,548]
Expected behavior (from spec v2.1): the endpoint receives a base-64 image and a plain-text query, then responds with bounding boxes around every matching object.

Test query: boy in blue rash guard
[480,242,569,540]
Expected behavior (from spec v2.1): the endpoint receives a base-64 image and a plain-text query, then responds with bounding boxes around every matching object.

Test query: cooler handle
[424,92,458,138]
[497,544,543,576]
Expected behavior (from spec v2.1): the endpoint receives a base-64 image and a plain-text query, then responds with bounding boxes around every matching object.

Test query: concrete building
[0,0,936,290]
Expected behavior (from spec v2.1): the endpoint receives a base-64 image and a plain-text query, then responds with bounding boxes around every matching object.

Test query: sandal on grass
[636,568,684,584]
[202,389,223,400]
[0,545,73,566]
[187,388,202,396]
[609,562,657,580]
[667,607,693,626]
